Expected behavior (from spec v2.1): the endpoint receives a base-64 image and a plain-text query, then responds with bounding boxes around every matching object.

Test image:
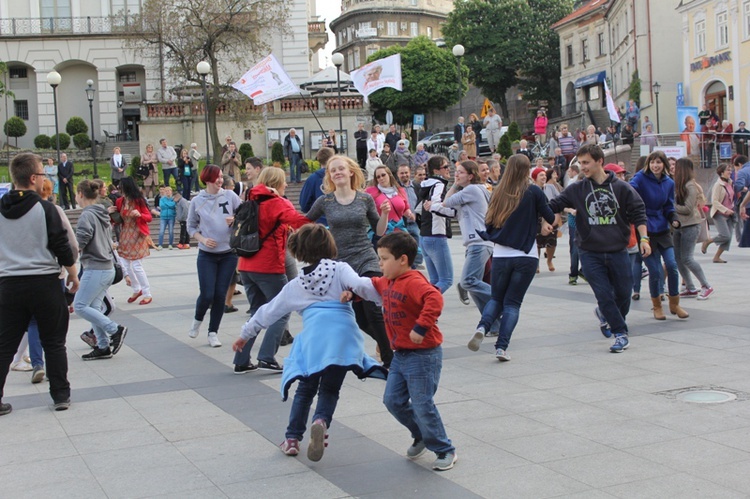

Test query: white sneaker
[495,348,511,362]
[207,332,222,348]
[188,319,202,339]
[11,361,33,372]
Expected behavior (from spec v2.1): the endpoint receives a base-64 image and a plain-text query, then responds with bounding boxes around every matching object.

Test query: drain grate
[654,386,749,404]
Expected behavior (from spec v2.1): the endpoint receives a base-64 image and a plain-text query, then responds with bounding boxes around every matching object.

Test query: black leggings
[353,270,393,368]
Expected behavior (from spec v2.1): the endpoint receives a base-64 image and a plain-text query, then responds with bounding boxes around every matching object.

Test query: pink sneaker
[697,286,714,301]
[679,288,699,298]
[279,438,300,456]
[307,419,329,462]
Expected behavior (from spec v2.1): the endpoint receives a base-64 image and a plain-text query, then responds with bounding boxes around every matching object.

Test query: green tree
[4,116,27,147]
[73,132,91,149]
[51,133,71,150]
[239,143,254,160]
[629,70,641,107]
[507,121,521,142]
[0,62,14,100]
[127,0,289,162]
[497,133,512,160]
[365,36,466,126]
[271,142,285,165]
[34,134,51,149]
[66,116,88,135]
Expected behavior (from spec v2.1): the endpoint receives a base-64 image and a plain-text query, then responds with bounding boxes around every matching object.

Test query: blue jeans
[421,236,453,293]
[158,217,175,247]
[462,244,499,333]
[286,366,348,440]
[477,256,538,350]
[26,317,44,368]
[195,250,238,333]
[234,271,289,365]
[579,249,632,335]
[644,243,679,297]
[289,153,303,183]
[405,220,423,266]
[163,167,178,188]
[630,252,642,293]
[384,347,454,454]
[73,268,118,349]
[569,227,581,277]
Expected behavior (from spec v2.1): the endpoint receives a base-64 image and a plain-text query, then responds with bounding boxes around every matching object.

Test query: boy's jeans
[383,347,454,454]
[158,217,175,247]
[286,366,348,440]
[579,249,632,335]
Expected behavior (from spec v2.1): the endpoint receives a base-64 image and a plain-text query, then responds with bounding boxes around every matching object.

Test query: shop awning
[574,71,606,88]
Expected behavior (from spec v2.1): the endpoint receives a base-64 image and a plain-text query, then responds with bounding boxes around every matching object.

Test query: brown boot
[651,296,666,320]
[668,295,689,318]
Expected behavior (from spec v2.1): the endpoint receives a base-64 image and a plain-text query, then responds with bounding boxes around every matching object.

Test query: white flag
[232,54,299,105]
[350,54,403,103]
[604,79,620,123]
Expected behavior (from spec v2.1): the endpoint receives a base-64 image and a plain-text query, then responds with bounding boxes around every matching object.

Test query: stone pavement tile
[448,413,556,442]
[433,398,510,424]
[152,416,248,443]
[625,354,713,374]
[481,388,579,414]
[495,430,611,464]
[509,371,604,391]
[336,410,410,438]
[552,381,644,404]
[670,365,750,385]
[0,455,105,498]
[220,471,349,498]
[646,406,750,436]
[307,435,398,469]
[112,378,189,398]
[0,435,79,467]
[54,398,152,437]
[589,394,681,419]
[692,426,750,453]
[610,372,699,394]
[0,406,68,444]
[525,403,629,430]
[148,487,229,499]
[659,330,750,350]
[451,463,591,498]
[96,463,213,499]
[602,472,747,499]
[690,459,750,494]
[543,449,675,488]
[566,419,688,450]
[82,442,192,474]
[568,361,659,383]
[625,437,750,473]
[124,390,229,424]
[70,426,166,454]
[432,435,530,478]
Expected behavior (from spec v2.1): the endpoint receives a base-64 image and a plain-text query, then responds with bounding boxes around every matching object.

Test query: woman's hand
[380,199,391,215]
[107,206,117,214]
[131,209,141,218]
[340,290,353,303]
[404,209,415,221]
[423,200,432,211]
[203,238,218,249]
[541,221,554,236]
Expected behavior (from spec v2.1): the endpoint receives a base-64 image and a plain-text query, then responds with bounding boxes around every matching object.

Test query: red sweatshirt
[370,270,443,350]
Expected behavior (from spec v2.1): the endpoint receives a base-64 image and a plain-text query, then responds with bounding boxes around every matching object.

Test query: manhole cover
[676,390,737,404]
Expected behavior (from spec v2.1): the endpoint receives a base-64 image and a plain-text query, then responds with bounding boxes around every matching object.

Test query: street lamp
[452,44,465,120]
[331,52,345,156]
[652,81,661,133]
[85,79,98,178]
[196,61,211,163]
[46,70,62,164]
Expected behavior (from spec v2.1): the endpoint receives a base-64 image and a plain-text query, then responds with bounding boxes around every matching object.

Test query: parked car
[417,132,455,154]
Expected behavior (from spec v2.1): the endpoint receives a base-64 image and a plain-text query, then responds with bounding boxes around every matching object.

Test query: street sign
[413,114,425,130]
[480,98,493,118]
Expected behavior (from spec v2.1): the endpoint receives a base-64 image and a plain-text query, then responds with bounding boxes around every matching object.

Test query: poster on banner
[0,183,10,199]
[232,54,299,106]
[654,146,687,159]
[350,54,402,103]
[677,106,700,156]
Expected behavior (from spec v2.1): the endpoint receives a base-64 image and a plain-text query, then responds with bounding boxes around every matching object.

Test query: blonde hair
[257,167,286,190]
[486,155,531,228]
[323,155,365,193]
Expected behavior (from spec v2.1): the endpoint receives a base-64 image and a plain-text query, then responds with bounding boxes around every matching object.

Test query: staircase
[98,140,141,161]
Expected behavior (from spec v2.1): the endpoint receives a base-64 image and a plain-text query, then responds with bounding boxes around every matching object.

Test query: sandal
[712,258,727,264]
[139,297,153,305]
[127,291,143,303]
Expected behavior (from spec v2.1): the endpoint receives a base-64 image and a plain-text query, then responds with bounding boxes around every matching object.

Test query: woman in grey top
[110,146,125,187]
[306,155,393,367]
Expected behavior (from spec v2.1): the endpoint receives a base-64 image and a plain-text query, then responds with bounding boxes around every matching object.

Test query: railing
[308,21,326,33]
[144,96,364,119]
[0,15,144,37]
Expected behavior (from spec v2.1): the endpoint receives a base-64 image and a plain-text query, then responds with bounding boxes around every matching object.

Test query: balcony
[0,15,144,37]
[308,20,328,53]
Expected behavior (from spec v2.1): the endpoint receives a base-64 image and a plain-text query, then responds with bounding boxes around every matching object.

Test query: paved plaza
[3,236,750,498]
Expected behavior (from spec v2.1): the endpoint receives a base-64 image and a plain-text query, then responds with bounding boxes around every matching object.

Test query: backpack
[230,199,280,257]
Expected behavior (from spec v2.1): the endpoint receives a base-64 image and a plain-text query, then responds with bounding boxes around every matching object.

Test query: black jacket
[283,134,303,158]
[354,130,368,150]
[385,131,400,152]
[58,160,74,181]
[454,123,465,143]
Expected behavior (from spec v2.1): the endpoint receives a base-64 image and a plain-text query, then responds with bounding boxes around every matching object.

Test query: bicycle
[530,140,550,160]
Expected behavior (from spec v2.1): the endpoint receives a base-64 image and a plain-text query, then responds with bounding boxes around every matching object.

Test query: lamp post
[652,81,661,133]
[331,52,345,156]
[197,61,211,163]
[452,44,465,120]
[47,70,62,164]
[85,79,98,178]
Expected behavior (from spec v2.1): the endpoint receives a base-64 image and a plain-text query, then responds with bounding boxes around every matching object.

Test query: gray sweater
[76,204,115,270]
[187,188,242,253]
[436,184,492,248]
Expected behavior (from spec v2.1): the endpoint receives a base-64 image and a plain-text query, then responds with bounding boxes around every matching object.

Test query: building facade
[329,0,453,74]
[677,0,750,125]
[0,0,329,151]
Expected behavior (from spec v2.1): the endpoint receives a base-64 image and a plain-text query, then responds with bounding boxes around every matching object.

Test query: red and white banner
[232,54,299,105]
[350,54,402,103]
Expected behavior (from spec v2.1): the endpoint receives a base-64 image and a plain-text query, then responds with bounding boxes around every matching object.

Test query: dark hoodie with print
[549,171,647,253]
[0,190,75,278]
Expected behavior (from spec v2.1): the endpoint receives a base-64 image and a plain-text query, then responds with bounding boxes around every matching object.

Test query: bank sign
[691,51,731,72]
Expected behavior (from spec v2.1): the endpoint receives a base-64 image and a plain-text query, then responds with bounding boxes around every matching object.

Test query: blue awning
[574,71,606,89]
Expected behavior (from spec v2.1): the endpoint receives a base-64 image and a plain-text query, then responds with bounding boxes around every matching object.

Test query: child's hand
[232,338,247,352]
[409,330,423,344]
[340,290,353,303]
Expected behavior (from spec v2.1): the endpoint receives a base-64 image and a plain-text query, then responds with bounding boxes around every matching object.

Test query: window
[338,31,343,45]
[347,53,354,72]
[9,67,27,79]
[598,33,605,56]
[624,10,629,34]
[695,19,706,55]
[40,0,71,31]
[566,44,573,66]
[14,100,29,121]
[111,0,141,15]
[353,50,360,68]
[411,0,417,5]
[426,26,433,39]
[410,22,418,37]
[244,129,252,140]
[387,21,398,36]
[367,47,378,57]
[745,1,750,39]
[581,39,589,62]
[717,11,729,48]
[119,71,136,82]
[359,21,371,31]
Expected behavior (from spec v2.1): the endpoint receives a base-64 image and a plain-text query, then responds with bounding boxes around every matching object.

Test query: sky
[316,0,339,68]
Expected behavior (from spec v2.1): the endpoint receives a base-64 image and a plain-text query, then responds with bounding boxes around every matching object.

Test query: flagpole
[296,92,328,140]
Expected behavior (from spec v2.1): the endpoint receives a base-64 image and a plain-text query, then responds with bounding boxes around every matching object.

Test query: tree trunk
[499,95,509,123]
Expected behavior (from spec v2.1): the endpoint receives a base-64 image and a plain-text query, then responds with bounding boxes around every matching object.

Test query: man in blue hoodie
[0,153,79,415]
[548,144,650,353]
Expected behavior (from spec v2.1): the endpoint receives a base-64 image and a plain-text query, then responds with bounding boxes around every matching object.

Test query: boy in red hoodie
[344,231,457,471]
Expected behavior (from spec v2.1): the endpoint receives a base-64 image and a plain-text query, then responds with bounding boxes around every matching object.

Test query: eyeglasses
[376,173,388,179]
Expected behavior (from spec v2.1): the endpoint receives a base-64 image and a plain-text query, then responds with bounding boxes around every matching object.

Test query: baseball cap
[604,163,626,174]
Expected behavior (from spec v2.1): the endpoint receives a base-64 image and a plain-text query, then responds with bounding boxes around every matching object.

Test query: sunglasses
[376,173,388,179]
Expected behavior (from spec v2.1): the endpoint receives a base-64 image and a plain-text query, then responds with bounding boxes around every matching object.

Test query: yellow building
[678,0,750,123]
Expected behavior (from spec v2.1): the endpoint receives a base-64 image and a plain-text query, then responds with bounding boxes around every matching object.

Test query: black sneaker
[234,363,258,374]
[224,305,238,313]
[280,329,294,346]
[53,399,70,411]
[80,330,97,348]
[257,360,283,372]
[82,347,113,361]
[110,325,128,355]
[0,402,11,416]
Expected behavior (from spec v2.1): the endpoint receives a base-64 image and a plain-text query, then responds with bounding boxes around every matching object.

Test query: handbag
[697,217,709,243]
[113,260,124,285]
